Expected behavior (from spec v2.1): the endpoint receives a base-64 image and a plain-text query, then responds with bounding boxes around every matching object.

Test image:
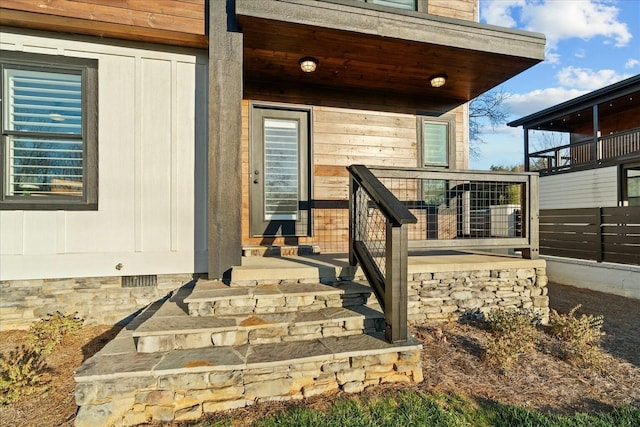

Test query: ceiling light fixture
[299,57,318,73]
[430,73,447,88]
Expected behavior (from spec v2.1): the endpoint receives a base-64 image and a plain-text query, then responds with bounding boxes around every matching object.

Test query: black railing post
[385,221,409,343]
[348,174,357,266]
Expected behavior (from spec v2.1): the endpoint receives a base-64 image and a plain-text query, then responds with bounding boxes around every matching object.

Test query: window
[354,0,418,11]
[420,118,454,168]
[1,51,98,210]
[419,116,454,206]
[621,164,640,206]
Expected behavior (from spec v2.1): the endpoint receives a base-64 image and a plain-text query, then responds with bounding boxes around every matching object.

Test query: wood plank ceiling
[238,16,540,115]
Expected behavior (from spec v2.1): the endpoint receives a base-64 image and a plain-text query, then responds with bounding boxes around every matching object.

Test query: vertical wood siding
[0,31,208,280]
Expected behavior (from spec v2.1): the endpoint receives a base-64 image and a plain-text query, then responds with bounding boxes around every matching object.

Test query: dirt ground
[1,282,639,426]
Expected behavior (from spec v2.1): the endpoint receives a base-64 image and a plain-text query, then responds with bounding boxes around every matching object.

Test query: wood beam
[0,8,207,48]
[208,1,243,279]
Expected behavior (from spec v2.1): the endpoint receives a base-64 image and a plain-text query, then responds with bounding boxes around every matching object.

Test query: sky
[470,0,640,170]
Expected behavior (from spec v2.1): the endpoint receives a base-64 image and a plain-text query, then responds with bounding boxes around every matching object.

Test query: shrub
[26,311,83,356]
[0,311,83,405]
[483,308,539,370]
[0,346,49,405]
[548,304,604,369]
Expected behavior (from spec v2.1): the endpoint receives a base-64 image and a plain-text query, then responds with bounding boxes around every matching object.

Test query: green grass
[186,390,640,427]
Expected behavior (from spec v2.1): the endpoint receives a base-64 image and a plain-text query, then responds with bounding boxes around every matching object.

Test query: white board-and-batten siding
[539,166,619,210]
[0,30,208,280]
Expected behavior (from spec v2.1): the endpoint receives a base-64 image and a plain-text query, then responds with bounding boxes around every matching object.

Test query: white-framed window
[354,0,418,11]
[1,51,98,210]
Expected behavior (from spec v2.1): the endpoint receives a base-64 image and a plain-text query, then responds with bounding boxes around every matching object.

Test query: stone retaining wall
[407,266,550,323]
[74,348,422,427]
[0,274,193,330]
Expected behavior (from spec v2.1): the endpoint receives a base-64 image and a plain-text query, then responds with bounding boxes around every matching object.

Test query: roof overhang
[508,75,640,132]
[236,0,545,115]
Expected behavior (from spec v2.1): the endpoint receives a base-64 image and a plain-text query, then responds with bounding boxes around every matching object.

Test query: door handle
[253,179,259,184]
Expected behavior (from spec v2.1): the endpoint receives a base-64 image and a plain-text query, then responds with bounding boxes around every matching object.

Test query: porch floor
[232,250,545,284]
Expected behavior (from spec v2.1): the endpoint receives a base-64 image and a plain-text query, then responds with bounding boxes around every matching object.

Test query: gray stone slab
[97,335,137,356]
[233,312,295,328]
[333,281,372,294]
[319,333,422,358]
[75,352,165,380]
[294,307,360,325]
[134,316,237,336]
[348,305,384,318]
[155,347,245,373]
[278,282,341,296]
[245,339,333,368]
[250,285,283,297]
[153,299,189,317]
[184,287,250,303]
[193,279,228,290]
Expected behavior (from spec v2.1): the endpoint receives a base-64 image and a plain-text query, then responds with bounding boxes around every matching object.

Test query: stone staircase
[74,259,423,426]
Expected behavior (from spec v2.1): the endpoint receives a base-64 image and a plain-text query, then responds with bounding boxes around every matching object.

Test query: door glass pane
[264,118,299,220]
[423,122,448,166]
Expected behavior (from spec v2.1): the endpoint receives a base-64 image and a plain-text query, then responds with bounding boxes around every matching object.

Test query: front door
[250,106,310,237]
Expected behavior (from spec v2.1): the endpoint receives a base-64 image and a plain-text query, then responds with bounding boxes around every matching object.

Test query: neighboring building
[1,0,544,324]
[508,75,640,298]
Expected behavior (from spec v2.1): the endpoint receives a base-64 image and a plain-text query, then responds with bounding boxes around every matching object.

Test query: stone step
[228,255,361,286]
[132,298,385,353]
[75,331,423,426]
[183,280,374,317]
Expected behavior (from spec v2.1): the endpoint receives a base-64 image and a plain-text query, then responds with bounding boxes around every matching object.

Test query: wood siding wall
[241,102,468,252]
[540,207,639,265]
[0,30,208,280]
[539,167,618,210]
[0,0,206,47]
[428,0,478,21]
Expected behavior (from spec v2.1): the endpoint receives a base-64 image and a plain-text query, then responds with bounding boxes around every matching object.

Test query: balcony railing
[528,128,640,174]
[348,165,539,343]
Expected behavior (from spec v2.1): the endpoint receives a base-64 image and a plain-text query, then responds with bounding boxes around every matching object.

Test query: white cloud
[480,0,524,28]
[545,51,561,64]
[574,49,586,59]
[626,59,640,69]
[481,0,632,59]
[556,66,632,90]
[505,87,589,117]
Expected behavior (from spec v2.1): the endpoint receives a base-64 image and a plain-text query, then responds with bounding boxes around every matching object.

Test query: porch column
[208,1,243,279]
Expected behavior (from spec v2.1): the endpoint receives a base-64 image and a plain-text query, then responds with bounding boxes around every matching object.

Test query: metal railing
[528,128,640,174]
[348,165,540,343]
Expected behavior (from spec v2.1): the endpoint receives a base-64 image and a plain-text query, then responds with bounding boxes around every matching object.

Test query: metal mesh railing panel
[378,176,524,240]
[355,185,387,274]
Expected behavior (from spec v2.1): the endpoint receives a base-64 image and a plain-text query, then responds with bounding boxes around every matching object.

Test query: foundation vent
[122,275,158,288]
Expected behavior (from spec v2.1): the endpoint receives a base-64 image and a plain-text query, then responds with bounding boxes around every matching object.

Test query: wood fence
[539,207,640,265]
